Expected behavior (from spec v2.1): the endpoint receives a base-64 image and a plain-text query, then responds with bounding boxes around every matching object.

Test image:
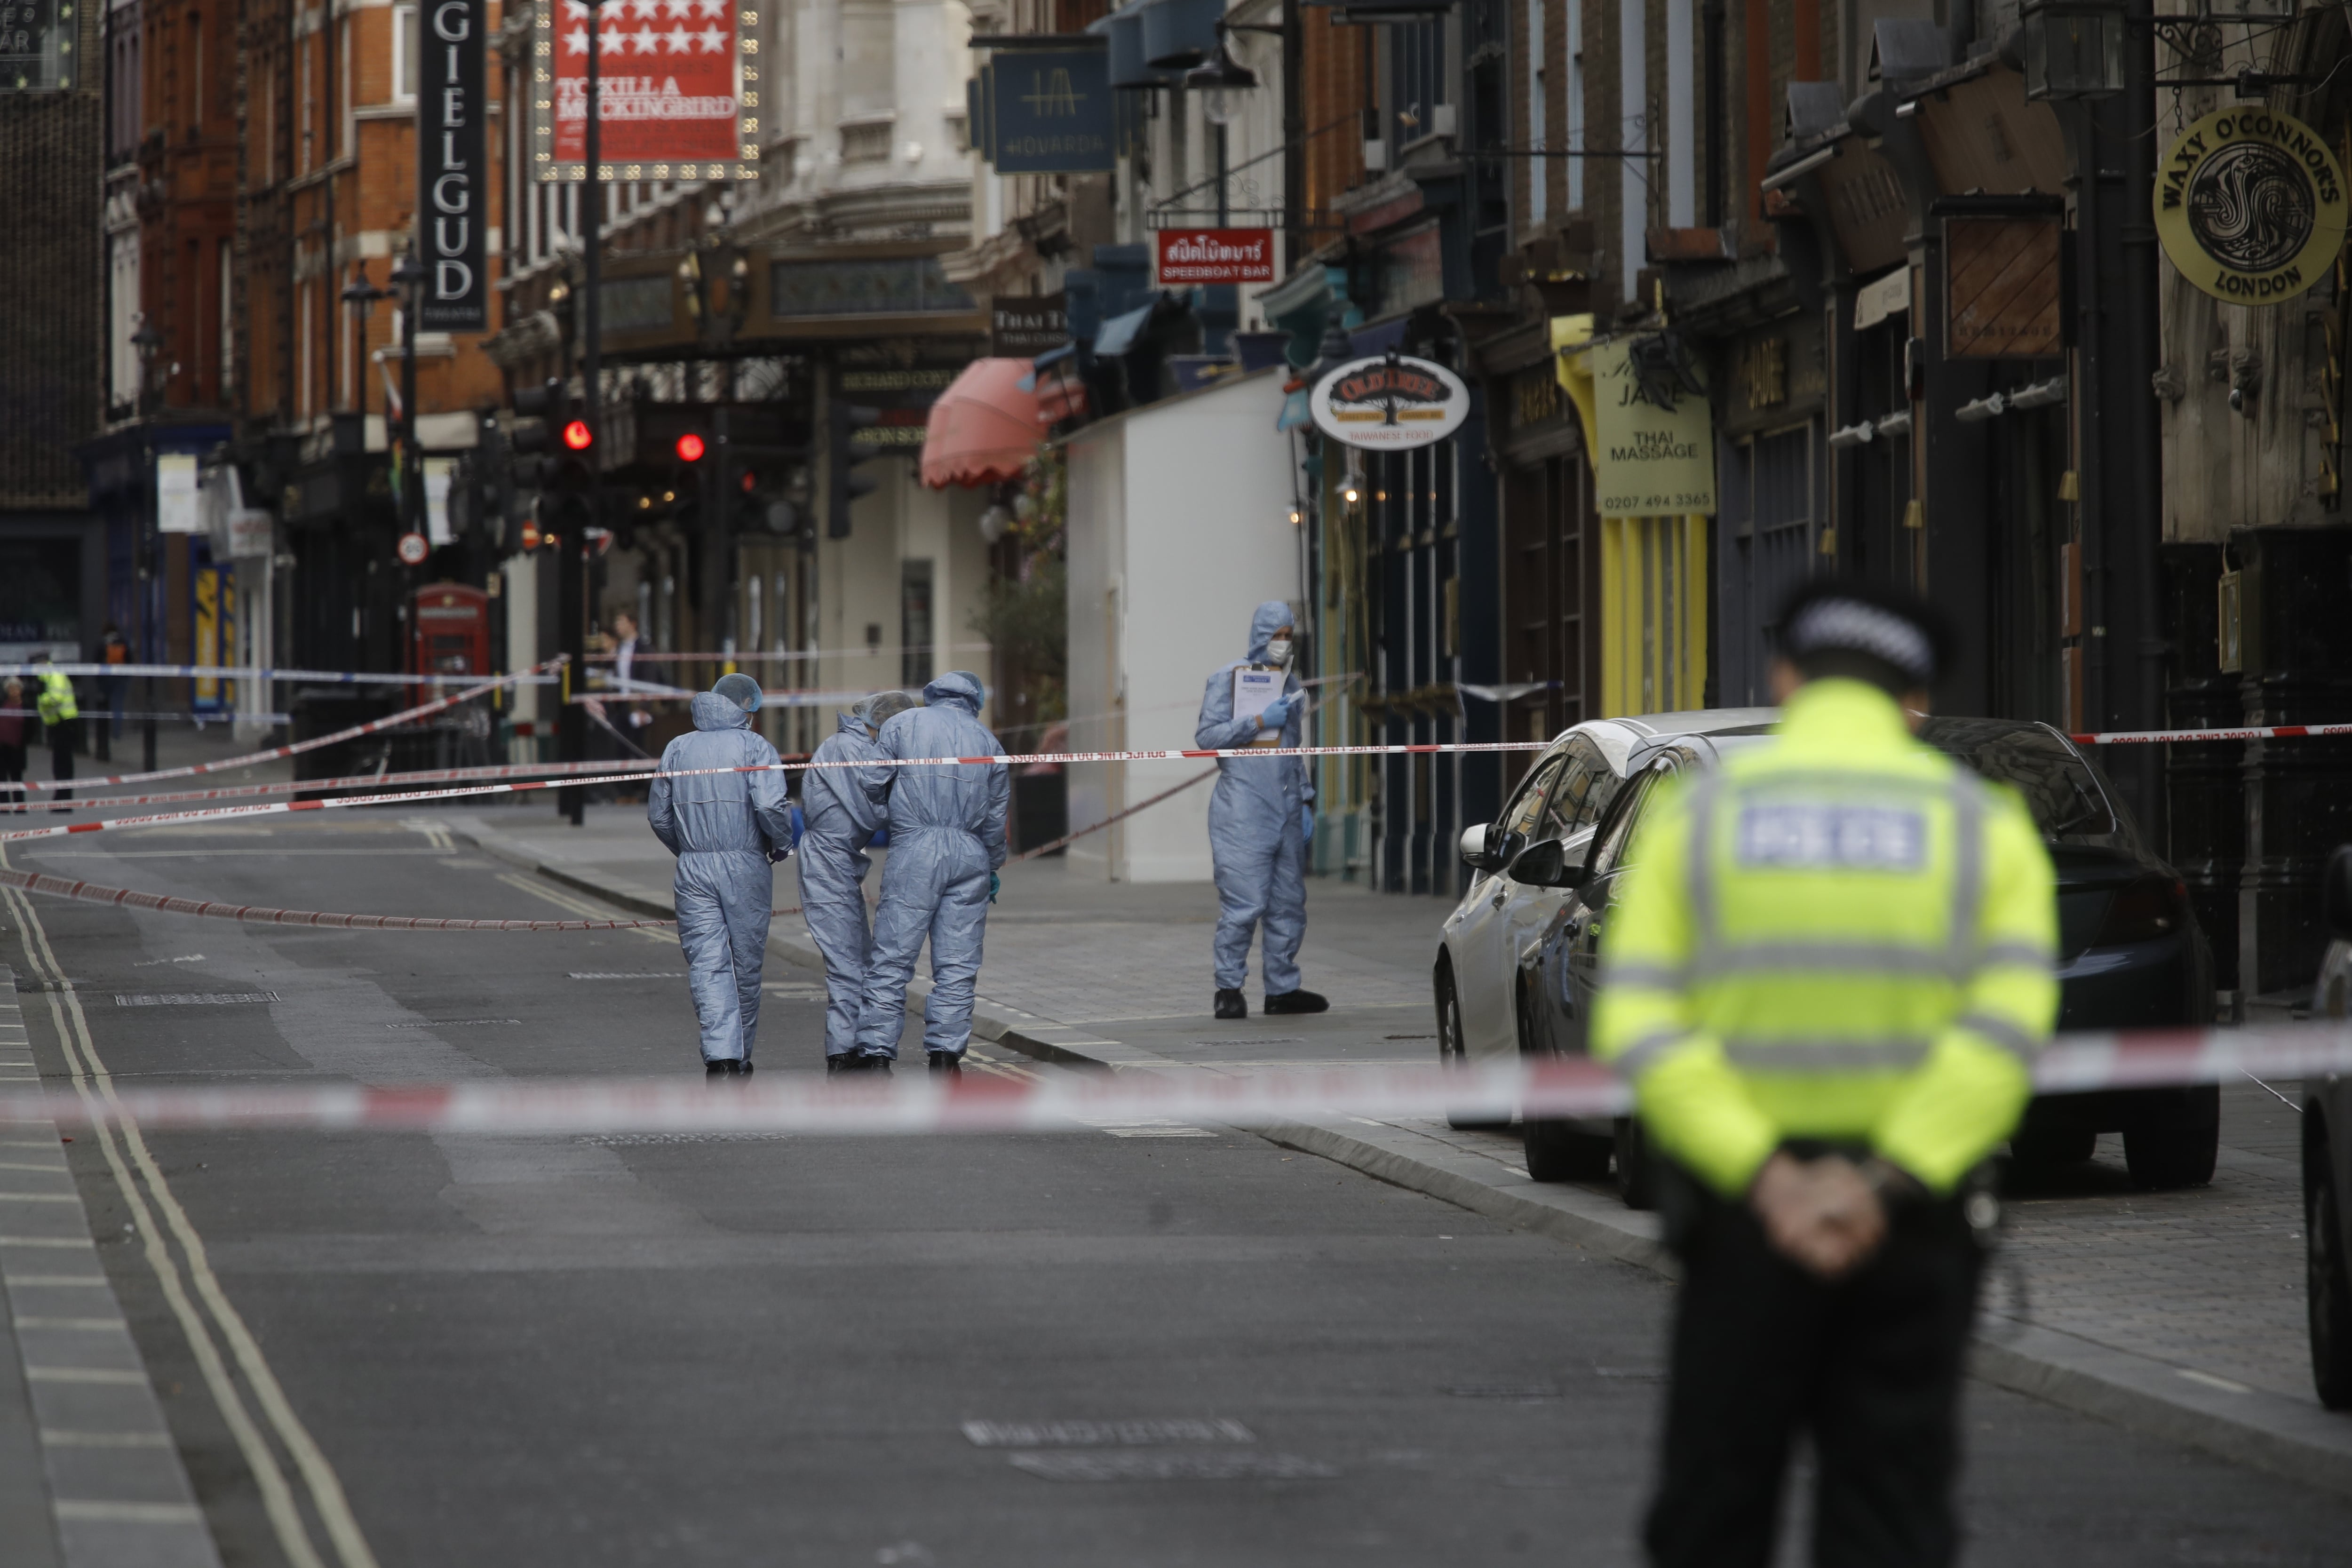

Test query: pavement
[443,804,2352,1500]
[0,797,2348,1561]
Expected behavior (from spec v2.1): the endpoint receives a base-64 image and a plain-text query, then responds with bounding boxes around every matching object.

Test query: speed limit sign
[396,532,430,566]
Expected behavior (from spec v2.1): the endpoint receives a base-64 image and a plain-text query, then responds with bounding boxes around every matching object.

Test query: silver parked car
[1430,708,1774,1127]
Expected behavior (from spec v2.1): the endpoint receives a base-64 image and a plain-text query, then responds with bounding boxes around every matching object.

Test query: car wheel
[1524,1115,1613,1182]
[2010,1119,2097,1177]
[1436,963,1506,1132]
[2123,1086,2219,1189]
[2310,1128,2352,1409]
[1615,1116,1657,1210]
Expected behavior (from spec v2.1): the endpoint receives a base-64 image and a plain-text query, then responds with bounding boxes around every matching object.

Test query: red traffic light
[561,419,594,452]
[675,432,707,463]
[740,468,759,494]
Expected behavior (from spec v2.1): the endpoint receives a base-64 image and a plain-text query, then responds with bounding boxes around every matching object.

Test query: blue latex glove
[989,871,1001,904]
[1301,804,1314,845]
[1260,693,1295,731]
[788,802,805,851]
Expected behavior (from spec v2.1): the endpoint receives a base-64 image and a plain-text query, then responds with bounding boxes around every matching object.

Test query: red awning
[921,358,1046,490]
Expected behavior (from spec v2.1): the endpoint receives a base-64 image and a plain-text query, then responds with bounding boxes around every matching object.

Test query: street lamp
[340,270,388,419]
[2021,0,2126,100]
[1184,32,1259,228]
[389,249,427,545]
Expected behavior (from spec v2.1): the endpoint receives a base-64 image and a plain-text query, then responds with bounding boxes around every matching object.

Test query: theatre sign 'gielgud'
[2155,107,2350,305]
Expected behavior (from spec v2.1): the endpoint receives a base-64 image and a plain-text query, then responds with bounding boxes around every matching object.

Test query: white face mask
[1264,637,1293,668]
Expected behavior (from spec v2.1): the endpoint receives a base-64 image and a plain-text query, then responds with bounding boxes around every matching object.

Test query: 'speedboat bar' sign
[416,0,487,332]
[1155,228,1276,286]
[2155,107,2349,306]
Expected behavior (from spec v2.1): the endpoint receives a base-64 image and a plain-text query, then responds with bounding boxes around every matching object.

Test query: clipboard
[1232,667,1286,745]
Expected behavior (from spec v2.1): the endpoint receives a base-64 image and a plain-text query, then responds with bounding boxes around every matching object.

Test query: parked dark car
[2300,845,2352,1408]
[1503,715,2217,1204]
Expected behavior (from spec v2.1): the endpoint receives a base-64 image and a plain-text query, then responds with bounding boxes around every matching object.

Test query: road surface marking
[3,876,370,1568]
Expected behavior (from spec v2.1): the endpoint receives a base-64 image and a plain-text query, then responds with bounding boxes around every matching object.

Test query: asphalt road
[7,811,2352,1567]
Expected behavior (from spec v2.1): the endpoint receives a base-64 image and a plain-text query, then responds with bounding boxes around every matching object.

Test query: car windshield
[1918,718,2129,844]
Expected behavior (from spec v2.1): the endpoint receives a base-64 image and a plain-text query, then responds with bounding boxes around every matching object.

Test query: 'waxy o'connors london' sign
[2156,108,2348,305]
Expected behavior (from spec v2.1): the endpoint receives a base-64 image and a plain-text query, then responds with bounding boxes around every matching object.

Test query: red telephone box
[409,582,490,703]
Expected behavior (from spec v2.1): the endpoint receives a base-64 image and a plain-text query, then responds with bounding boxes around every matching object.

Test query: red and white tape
[0,866,802,930]
[13,660,562,793]
[0,741,1544,846]
[0,1025,2337,1135]
[2069,721,2352,746]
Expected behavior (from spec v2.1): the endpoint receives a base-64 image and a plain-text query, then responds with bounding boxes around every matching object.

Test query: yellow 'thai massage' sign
[2155,107,2349,304]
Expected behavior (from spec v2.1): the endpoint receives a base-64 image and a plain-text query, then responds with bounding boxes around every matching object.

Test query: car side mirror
[1460,821,1501,871]
[1508,838,1587,889]
[2325,845,2352,942]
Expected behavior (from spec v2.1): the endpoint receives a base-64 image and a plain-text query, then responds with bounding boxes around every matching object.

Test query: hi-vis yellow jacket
[35,668,78,727]
[1591,679,2058,1197]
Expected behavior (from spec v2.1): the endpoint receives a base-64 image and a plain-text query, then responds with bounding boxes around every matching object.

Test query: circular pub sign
[396,532,430,566]
[2155,107,2349,305]
[1308,352,1470,451]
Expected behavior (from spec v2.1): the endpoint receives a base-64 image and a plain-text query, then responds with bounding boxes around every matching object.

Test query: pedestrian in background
[648,673,795,1080]
[101,624,128,739]
[801,689,920,1072]
[1194,601,1324,1020]
[849,671,1009,1075]
[29,653,78,808]
[0,678,25,804]
[1592,579,2058,1568]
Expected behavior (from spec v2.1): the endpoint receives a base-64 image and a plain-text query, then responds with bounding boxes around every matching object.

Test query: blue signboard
[987,48,1112,174]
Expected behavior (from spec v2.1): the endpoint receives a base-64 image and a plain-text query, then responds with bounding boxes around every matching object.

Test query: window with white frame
[391,4,416,102]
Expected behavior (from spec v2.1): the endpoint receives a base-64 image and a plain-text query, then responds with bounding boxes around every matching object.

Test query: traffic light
[510,377,564,489]
[828,400,882,539]
[675,431,707,464]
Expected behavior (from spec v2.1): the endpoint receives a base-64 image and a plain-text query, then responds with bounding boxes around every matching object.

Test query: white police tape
[11,660,563,794]
[0,1025,2338,1134]
[0,754,683,815]
[1,740,1543,844]
[0,662,560,686]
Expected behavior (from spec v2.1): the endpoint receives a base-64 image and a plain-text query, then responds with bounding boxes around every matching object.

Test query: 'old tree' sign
[2156,107,2348,305]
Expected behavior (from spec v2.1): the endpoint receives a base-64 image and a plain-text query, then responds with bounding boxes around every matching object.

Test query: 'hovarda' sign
[2156,107,2348,305]
[1309,352,1470,451]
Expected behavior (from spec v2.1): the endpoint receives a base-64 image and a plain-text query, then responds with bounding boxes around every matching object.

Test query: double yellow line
[0,864,379,1568]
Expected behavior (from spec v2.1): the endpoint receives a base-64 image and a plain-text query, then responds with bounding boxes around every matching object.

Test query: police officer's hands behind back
[1751,1152,1887,1280]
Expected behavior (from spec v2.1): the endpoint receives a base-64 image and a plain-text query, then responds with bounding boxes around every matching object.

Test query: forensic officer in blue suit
[848,671,1011,1074]
[799,690,921,1071]
[647,672,795,1078]
[1196,601,1327,1020]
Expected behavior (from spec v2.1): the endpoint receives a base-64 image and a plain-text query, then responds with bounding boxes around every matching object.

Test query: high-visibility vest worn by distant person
[35,669,78,727]
[1590,678,2059,1197]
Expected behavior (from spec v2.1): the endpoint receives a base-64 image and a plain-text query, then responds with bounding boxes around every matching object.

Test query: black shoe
[706,1059,743,1079]
[928,1051,963,1077]
[1263,988,1329,1016]
[825,1054,854,1075]
[832,1053,894,1076]
[1214,988,1248,1020]
[739,1059,753,1078]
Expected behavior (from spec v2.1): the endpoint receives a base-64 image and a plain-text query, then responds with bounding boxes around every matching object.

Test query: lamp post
[341,269,387,422]
[129,318,165,771]
[390,248,427,547]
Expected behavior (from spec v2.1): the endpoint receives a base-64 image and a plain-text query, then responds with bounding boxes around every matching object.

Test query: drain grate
[386,1019,521,1029]
[569,972,685,980]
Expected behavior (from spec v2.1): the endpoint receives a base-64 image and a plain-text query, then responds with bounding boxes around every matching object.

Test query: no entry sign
[1155,228,1276,286]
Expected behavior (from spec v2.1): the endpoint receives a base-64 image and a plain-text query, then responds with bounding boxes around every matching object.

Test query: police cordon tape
[11,660,564,794]
[0,662,560,686]
[0,766,1213,929]
[2068,720,2352,746]
[0,1026,2340,1135]
[0,753,699,815]
[0,740,1545,845]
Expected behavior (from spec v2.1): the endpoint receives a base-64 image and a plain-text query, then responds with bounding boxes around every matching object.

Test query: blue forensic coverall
[1195,600,1312,994]
[852,671,1010,1059]
[798,710,887,1058]
[647,691,794,1064]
